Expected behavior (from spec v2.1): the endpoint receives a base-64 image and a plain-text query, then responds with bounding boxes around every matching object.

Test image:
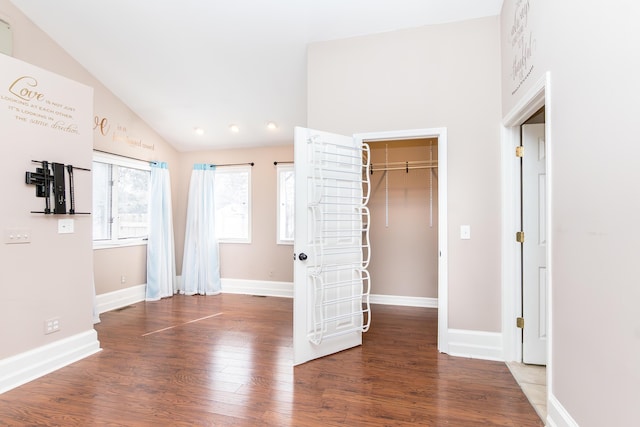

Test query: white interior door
[522,123,547,365]
[293,126,371,366]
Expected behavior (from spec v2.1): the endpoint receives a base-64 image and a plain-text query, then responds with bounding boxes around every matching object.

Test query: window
[214,166,251,243]
[92,152,150,247]
[277,164,294,244]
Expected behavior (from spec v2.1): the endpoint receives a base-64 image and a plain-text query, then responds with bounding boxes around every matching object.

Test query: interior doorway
[355,127,448,353]
[501,72,551,422]
[366,138,439,304]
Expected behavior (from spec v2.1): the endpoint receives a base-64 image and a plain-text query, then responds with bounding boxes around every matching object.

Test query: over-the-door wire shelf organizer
[306,136,371,345]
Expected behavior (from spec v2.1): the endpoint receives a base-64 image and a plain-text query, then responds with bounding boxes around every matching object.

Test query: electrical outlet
[45,317,60,334]
[120,275,126,284]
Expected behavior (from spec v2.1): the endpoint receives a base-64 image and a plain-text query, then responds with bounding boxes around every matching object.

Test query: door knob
[298,252,308,261]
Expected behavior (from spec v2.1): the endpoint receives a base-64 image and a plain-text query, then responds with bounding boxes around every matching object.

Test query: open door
[293,126,371,366]
[522,123,547,365]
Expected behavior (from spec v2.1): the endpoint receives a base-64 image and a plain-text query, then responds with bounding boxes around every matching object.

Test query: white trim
[502,73,547,127]
[276,163,295,245]
[369,294,438,308]
[95,284,146,314]
[546,394,579,427]
[501,72,549,362]
[354,127,448,354]
[0,330,101,394]
[501,71,559,423]
[221,278,294,298]
[93,239,147,250]
[437,129,448,354]
[97,281,438,308]
[447,329,504,361]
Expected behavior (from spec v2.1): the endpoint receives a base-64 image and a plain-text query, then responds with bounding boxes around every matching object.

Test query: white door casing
[293,126,371,366]
[354,128,448,354]
[522,123,547,365]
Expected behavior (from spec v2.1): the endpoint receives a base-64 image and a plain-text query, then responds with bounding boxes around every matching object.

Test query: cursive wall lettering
[9,76,45,102]
[509,0,536,95]
[94,116,111,136]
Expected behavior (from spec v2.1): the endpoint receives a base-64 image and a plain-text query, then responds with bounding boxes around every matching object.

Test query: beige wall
[0,53,94,357]
[501,1,640,424]
[0,0,179,296]
[175,145,294,282]
[93,246,147,294]
[368,139,438,298]
[308,16,502,332]
[2,0,295,298]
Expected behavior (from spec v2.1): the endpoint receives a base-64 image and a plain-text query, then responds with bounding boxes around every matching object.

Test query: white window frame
[276,163,294,245]
[92,151,150,249]
[214,165,252,244]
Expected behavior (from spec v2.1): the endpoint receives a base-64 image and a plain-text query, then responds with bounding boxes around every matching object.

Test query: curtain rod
[93,150,255,168]
[215,162,254,167]
[273,161,294,165]
[93,149,153,164]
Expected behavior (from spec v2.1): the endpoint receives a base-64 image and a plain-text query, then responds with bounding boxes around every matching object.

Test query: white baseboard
[370,294,438,308]
[0,329,101,394]
[221,278,293,298]
[447,329,504,361]
[218,281,439,309]
[96,284,146,314]
[546,393,579,427]
[96,281,438,310]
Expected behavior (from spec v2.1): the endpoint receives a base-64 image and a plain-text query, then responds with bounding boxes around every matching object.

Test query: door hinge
[516,146,524,158]
[517,317,524,329]
[516,231,525,243]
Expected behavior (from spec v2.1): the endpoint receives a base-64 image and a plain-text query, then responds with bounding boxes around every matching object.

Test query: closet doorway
[355,128,448,353]
[367,139,439,303]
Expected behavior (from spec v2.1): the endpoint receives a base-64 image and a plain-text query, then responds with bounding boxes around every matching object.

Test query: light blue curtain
[180,164,222,295]
[146,161,177,301]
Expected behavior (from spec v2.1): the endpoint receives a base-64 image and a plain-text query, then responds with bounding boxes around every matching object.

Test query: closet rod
[273,161,294,165]
[371,160,437,167]
[370,165,438,174]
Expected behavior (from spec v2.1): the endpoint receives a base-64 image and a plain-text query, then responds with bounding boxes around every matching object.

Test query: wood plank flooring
[0,294,543,426]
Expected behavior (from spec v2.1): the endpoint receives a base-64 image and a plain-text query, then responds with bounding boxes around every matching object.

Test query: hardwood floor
[0,294,543,426]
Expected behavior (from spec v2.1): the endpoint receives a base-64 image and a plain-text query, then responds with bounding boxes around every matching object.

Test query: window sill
[218,239,251,244]
[93,240,148,250]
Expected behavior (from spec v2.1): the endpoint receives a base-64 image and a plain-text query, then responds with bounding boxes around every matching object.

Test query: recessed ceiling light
[194,127,204,135]
[266,121,278,130]
[229,124,240,133]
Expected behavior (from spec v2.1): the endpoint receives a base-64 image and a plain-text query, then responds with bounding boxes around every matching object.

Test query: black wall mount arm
[25,160,91,215]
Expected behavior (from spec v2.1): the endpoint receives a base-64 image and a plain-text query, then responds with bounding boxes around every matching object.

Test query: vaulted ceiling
[11,0,503,151]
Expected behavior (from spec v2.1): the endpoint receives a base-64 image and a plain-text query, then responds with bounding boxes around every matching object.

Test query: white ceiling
[10,0,503,151]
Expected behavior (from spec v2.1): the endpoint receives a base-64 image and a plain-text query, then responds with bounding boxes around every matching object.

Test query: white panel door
[522,123,547,365]
[293,126,371,366]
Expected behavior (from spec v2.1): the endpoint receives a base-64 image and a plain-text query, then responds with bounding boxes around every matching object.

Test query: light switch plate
[460,225,471,240]
[58,218,74,234]
[4,228,31,244]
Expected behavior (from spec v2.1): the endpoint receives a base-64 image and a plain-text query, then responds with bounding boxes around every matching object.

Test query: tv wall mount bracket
[25,160,90,215]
